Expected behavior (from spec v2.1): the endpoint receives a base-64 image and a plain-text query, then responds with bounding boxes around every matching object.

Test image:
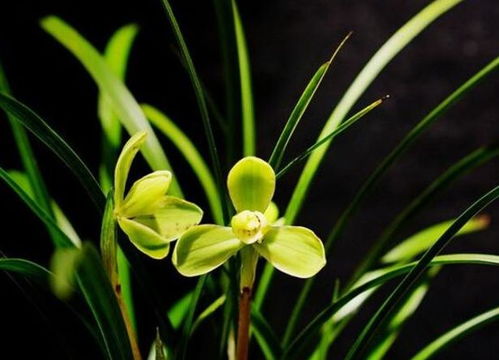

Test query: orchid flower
[173,156,326,282]
[113,132,203,259]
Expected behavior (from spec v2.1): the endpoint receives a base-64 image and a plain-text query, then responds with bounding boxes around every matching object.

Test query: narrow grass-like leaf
[276,97,386,179]
[269,33,351,170]
[252,308,281,360]
[328,216,488,324]
[0,93,105,211]
[344,184,499,360]
[0,62,55,224]
[366,267,440,360]
[0,258,51,285]
[213,0,239,164]
[99,24,139,149]
[411,306,499,360]
[285,0,465,225]
[143,104,223,224]
[191,295,226,332]
[382,215,489,264]
[170,46,228,135]
[0,167,74,248]
[269,56,499,331]
[8,170,82,247]
[283,253,499,359]
[327,55,499,261]
[352,143,499,281]
[291,212,487,351]
[75,243,134,360]
[258,1,483,308]
[231,0,255,156]
[176,275,207,360]
[159,1,224,215]
[41,16,182,197]
[168,291,193,329]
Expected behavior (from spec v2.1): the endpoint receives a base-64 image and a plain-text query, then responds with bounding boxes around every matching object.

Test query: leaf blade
[40,16,182,196]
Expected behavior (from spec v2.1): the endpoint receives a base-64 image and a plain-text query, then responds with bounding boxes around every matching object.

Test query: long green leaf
[192,295,226,332]
[366,268,438,360]
[344,184,499,360]
[176,275,207,360]
[168,291,193,330]
[269,33,351,170]
[75,243,134,360]
[159,1,224,213]
[283,253,499,359]
[213,0,239,165]
[231,0,255,156]
[0,62,55,223]
[289,212,488,352]
[352,143,499,282]
[0,167,74,248]
[143,104,223,224]
[252,308,281,360]
[276,97,386,179]
[382,215,489,264]
[274,55,499,340]
[0,258,51,285]
[285,0,465,225]
[8,170,81,247]
[99,24,139,149]
[411,306,499,360]
[40,16,182,197]
[0,93,104,211]
[256,0,470,310]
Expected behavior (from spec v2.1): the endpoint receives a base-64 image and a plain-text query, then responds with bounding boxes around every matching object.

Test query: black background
[1,0,499,359]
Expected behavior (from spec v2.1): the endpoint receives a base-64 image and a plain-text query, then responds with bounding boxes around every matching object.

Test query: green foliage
[1,0,498,359]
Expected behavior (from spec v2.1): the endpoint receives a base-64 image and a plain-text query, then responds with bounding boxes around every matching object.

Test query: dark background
[1,0,498,358]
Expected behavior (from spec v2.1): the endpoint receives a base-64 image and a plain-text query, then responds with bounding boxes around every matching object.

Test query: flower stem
[237,247,258,359]
[236,286,251,360]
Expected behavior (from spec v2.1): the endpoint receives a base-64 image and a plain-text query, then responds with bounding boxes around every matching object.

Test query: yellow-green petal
[117,217,170,259]
[254,226,326,278]
[227,156,275,213]
[119,171,172,217]
[173,225,244,277]
[134,196,203,241]
[264,201,279,224]
[114,131,147,206]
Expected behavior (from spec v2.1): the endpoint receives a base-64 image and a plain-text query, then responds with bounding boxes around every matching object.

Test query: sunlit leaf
[41,16,182,196]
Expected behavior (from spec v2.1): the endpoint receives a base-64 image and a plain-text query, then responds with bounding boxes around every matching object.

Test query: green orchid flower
[173,156,326,281]
[114,131,203,259]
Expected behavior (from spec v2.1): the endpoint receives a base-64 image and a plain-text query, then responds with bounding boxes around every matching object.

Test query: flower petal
[119,171,172,217]
[173,225,244,277]
[227,156,275,213]
[134,196,203,241]
[114,131,147,206]
[117,217,170,259]
[263,201,279,224]
[254,226,326,278]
